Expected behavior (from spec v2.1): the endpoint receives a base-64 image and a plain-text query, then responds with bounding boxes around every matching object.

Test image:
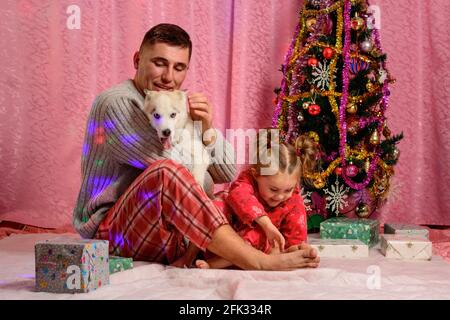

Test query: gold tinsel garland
[277,0,394,199]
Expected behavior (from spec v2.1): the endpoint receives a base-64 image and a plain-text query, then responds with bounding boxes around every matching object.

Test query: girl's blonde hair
[252,129,318,181]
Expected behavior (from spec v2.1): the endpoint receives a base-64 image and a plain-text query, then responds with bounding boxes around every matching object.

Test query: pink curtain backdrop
[0,0,449,229]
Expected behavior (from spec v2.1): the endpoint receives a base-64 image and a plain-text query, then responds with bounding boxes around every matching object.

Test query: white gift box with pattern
[308,238,369,258]
[35,238,110,293]
[380,234,432,260]
[383,223,429,239]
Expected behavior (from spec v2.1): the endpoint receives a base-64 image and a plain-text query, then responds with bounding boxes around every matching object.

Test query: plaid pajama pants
[95,159,228,264]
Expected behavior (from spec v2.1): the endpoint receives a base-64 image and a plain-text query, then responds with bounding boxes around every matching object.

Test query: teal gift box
[109,256,134,274]
[35,238,109,293]
[320,217,379,247]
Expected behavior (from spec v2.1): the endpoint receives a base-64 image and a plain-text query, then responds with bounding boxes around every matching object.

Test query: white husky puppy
[141,89,211,191]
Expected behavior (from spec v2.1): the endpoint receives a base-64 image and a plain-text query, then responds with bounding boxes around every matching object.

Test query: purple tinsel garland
[340,0,387,190]
[273,0,390,192]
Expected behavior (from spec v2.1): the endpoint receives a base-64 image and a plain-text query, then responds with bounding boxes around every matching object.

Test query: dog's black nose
[162,129,171,137]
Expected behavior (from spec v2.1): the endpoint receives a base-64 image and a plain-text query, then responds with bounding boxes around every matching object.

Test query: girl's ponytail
[293,135,319,184]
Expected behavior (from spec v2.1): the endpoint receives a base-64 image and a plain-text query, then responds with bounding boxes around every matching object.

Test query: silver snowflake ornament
[311,60,335,91]
[324,180,350,215]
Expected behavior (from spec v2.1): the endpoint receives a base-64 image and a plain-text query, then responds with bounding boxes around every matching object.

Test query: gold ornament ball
[366,81,374,92]
[370,130,380,145]
[313,177,326,189]
[346,102,358,114]
[356,202,371,218]
[351,17,365,31]
[306,18,317,31]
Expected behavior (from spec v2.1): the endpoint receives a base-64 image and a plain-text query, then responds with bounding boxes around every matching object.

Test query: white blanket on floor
[1,233,450,300]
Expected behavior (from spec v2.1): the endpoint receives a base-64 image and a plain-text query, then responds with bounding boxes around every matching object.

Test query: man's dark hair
[140,23,192,60]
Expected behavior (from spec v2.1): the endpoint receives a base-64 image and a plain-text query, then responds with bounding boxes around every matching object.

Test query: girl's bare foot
[195,259,211,269]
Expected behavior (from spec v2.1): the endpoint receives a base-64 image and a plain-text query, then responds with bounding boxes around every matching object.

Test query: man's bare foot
[195,259,211,269]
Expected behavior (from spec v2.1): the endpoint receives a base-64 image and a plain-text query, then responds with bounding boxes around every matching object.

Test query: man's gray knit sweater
[73,79,236,238]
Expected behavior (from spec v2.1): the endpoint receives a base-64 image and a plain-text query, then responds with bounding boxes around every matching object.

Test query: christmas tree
[272,0,403,230]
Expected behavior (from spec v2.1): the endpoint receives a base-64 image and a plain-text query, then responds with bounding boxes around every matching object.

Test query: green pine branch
[381,132,404,149]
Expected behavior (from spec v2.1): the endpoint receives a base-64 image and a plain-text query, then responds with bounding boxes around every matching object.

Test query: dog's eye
[170,113,177,118]
[153,113,161,119]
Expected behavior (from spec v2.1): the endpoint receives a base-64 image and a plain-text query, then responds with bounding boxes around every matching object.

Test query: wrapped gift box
[35,238,109,293]
[383,223,429,239]
[109,256,134,274]
[320,217,379,247]
[308,238,369,258]
[380,234,432,260]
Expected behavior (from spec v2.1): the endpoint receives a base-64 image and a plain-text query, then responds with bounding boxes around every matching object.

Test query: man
[73,23,320,270]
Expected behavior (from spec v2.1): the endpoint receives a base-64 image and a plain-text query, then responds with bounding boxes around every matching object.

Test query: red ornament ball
[323,47,334,59]
[308,104,321,116]
[308,57,318,67]
[345,164,358,177]
[335,167,342,175]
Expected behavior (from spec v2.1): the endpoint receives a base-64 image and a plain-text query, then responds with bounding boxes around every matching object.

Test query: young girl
[195,130,318,269]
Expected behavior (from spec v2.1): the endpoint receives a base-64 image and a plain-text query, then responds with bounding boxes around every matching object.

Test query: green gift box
[320,217,379,247]
[109,256,133,274]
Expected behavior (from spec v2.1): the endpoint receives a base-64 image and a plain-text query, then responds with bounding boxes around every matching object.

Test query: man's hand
[188,92,216,146]
[256,216,286,252]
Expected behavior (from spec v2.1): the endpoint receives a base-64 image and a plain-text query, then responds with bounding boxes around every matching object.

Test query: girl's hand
[256,216,286,252]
